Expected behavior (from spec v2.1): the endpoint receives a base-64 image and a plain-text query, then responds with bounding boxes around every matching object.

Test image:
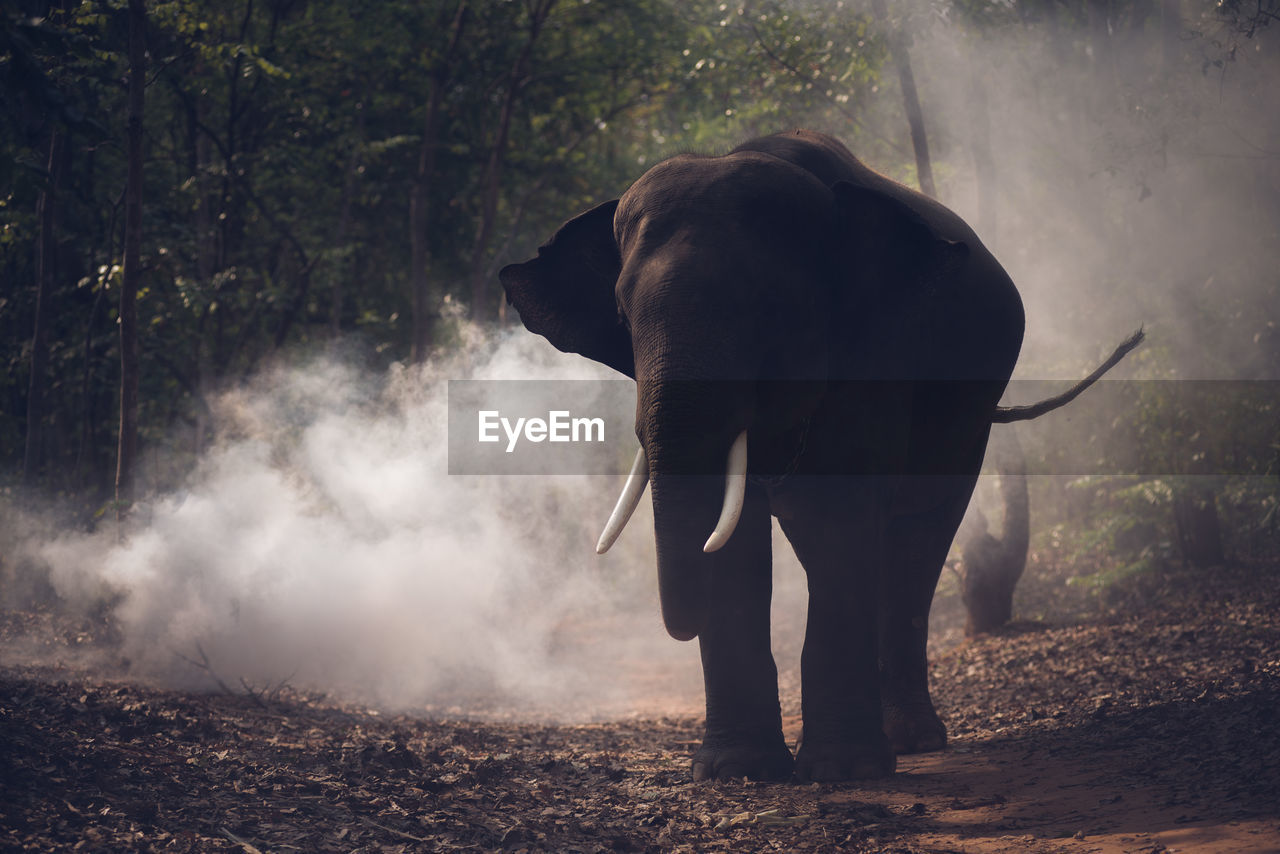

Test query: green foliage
[2,0,902,496]
[1057,477,1180,595]
[2,0,1278,580]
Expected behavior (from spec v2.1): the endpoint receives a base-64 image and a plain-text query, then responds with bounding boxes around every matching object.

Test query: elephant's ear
[831,181,970,294]
[500,199,634,377]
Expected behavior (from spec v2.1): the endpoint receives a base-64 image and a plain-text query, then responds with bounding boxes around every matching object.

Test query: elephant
[500,129,1141,783]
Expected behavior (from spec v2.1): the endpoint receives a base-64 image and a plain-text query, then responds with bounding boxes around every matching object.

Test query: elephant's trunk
[643,410,753,640]
[629,337,758,639]
[648,471,721,640]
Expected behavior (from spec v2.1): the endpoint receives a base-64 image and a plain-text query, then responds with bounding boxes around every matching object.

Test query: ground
[2,560,1279,853]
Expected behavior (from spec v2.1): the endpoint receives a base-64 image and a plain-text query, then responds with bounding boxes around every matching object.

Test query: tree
[23,128,63,486]
[116,0,146,517]
[409,0,467,361]
[958,429,1030,635]
[468,0,557,322]
[869,0,936,197]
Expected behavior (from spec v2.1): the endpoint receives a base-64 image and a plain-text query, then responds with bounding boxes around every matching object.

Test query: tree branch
[744,18,904,158]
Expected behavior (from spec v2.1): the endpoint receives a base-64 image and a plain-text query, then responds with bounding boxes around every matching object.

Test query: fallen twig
[173,642,236,697]
[220,827,266,854]
[359,816,431,843]
[173,643,298,710]
[239,667,298,709]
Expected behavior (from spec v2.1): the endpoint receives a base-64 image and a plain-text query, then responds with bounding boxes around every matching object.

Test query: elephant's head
[500,148,969,641]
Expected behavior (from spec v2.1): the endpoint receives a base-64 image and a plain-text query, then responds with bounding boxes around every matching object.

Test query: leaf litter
[2,560,1279,852]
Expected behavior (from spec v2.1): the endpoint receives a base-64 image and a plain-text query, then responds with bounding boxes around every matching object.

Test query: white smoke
[25,331,717,719]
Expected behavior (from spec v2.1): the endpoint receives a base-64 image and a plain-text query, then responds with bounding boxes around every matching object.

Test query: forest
[2,0,1280,851]
[4,0,1279,543]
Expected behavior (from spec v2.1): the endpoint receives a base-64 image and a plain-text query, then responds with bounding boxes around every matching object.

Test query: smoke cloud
[16,332,727,720]
[906,15,1278,384]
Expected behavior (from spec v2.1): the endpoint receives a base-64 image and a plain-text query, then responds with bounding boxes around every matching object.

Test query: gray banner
[446,380,1278,476]
[448,380,635,474]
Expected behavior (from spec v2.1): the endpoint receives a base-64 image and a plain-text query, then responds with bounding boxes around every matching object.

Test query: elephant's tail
[992,328,1145,424]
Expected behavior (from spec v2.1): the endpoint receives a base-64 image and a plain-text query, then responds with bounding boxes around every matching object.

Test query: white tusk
[596,447,649,554]
[703,430,748,553]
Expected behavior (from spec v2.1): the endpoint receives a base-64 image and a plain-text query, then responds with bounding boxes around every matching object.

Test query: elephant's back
[733,129,983,248]
[731,129,865,189]
[742,132,1023,382]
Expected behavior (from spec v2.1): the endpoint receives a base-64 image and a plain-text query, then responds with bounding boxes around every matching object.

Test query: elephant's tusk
[596,447,649,555]
[703,430,748,553]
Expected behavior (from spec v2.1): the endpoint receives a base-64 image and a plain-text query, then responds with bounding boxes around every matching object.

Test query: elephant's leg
[692,485,792,782]
[780,481,895,782]
[879,473,981,754]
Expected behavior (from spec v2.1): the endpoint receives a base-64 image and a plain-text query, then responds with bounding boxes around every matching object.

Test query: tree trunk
[23,128,65,487]
[76,193,121,487]
[870,0,936,198]
[468,0,556,321]
[1173,482,1224,569]
[409,0,467,361]
[272,265,311,348]
[187,62,214,455]
[1160,0,1182,74]
[959,428,1029,636]
[330,138,358,339]
[116,0,146,519]
[967,71,997,246]
[1086,0,1118,112]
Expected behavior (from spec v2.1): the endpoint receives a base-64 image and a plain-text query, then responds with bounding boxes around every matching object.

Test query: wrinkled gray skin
[500,130,1025,782]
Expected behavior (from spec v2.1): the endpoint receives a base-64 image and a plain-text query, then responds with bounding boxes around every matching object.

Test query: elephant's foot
[691,736,794,782]
[882,696,947,754]
[794,732,895,782]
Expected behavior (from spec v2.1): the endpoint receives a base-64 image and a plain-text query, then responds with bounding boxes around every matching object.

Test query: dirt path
[2,562,1278,852]
[853,731,1279,853]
